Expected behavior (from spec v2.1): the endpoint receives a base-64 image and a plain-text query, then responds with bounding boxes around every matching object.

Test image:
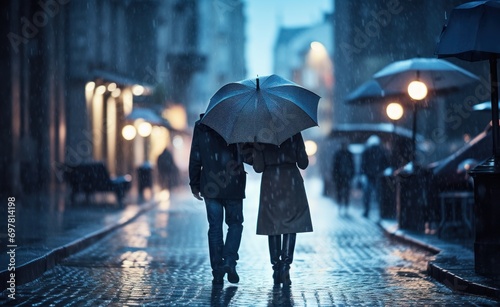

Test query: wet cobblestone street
[2,178,498,306]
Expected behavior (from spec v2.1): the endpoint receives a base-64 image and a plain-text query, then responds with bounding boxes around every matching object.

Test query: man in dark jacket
[189,114,247,285]
[361,135,389,218]
[332,140,354,214]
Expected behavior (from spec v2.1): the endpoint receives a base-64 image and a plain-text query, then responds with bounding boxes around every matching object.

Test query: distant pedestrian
[157,147,179,191]
[252,133,313,286]
[361,135,389,218]
[332,140,355,214]
[189,114,248,285]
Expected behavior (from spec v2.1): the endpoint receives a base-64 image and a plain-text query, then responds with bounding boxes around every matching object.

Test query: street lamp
[386,102,404,167]
[386,102,404,121]
[408,81,428,101]
[407,79,428,166]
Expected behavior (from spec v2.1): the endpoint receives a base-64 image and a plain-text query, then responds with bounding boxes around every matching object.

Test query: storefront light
[111,88,121,98]
[138,122,152,137]
[122,125,137,140]
[85,81,95,92]
[132,85,145,96]
[107,82,117,92]
[95,85,106,96]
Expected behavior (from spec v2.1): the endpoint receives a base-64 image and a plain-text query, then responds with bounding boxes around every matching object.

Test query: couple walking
[189,114,313,286]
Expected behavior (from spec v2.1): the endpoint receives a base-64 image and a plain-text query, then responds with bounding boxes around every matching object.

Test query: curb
[378,221,500,301]
[0,201,157,292]
[427,262,500,300]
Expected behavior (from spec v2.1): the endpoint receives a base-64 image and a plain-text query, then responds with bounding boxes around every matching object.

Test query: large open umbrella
[125,107,171,127]
[201,74,320,145]
[372,57,479,164]
[345,79,403,103]
[373,57,479,93]
[435,0,500,157]
[473,101,500,112]
[435,0,500,277]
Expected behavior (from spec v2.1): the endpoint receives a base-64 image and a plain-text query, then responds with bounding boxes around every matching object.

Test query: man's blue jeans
[205,198,243,273]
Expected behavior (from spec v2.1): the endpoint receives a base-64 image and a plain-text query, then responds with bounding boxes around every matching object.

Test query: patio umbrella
[201,74,320,145]
[435,0,500,156]
[373,57,479,93]
[345,79,404,103]
[473,101,500,112]
[125,107,170,127]
[372,57,479,164]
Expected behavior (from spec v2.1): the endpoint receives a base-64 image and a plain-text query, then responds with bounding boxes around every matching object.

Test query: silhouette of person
[361,135,389,218]
[157,147,179,191]
[252,133,313,286]
[332,140,355,214]
[189,114,248,285]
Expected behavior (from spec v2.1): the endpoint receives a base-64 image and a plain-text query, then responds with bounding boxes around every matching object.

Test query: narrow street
[3,176,497,306]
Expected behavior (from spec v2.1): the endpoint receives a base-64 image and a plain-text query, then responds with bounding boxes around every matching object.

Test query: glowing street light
[386,102,404,121]
[407,80,428,100]
[407,79,428,165]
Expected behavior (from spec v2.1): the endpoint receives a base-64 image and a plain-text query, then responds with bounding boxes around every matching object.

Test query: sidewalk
[1,180,499,300]
[0,187,157,292]
[378,219,500,300]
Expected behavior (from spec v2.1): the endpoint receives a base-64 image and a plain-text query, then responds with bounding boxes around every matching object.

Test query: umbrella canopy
[125,107,171,127]
[373,57,479,93]
[473,101,500,112]
[435,0,500,157]
[371,57,479,165]
[328,123,422,143]
[201,74,320,145]
[435,0,500,61]
[345,79,404,103]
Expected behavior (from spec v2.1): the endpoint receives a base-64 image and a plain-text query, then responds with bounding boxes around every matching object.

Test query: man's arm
[188,125,203,200]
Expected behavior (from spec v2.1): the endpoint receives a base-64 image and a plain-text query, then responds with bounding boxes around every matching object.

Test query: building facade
[1,0,246,195]
[332,0,490,164]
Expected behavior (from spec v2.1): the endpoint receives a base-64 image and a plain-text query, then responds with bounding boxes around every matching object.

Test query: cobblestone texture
[1,178,498,306]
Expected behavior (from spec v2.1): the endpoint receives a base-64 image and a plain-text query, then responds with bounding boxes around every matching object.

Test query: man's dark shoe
[223,264,239,284]
[212,271,224,285]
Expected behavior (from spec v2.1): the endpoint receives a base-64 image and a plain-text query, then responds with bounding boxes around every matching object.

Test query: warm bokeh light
[386,102,404,121]
[162,105,187,130]
[122,88,133,116]
[407,80,428,100]
[138,122,153,137]
[107,82,117,92]
[173,135,184,149]
[122,125,137,140]
[95,84,106,95]
[132,85,145,96]
[310,41,327,53]
[111,88,121,98]
[304,140,318,156]
[85,81,95,92]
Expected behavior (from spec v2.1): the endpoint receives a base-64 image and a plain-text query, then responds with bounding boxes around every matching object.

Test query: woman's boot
[268,235,282,285]
[280,233,296,286]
